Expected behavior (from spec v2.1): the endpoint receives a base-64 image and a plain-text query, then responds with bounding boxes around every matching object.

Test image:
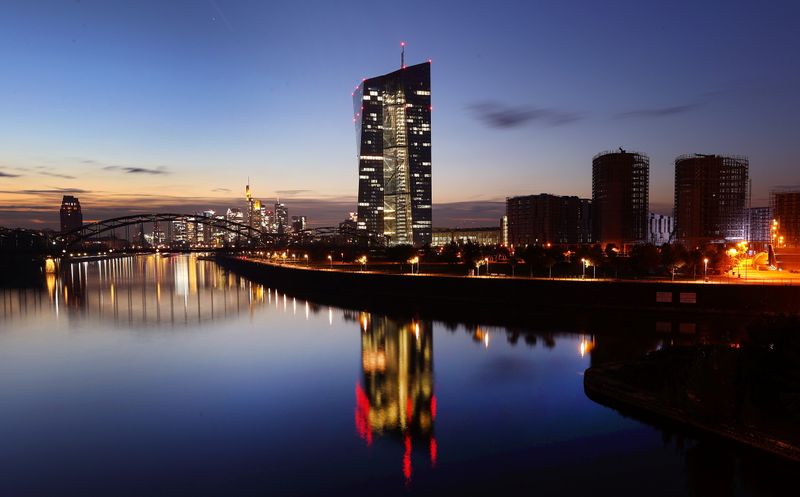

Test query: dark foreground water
[0,255,796,496]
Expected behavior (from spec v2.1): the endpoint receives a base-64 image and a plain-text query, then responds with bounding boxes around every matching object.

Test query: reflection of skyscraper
[354,60,432,246]
[355,313,436,482]
[59,195,83,233]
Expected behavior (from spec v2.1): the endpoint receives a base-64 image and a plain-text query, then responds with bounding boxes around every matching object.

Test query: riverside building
[354,58,432,246]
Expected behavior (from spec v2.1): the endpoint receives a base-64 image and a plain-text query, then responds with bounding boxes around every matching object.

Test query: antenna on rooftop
[401,41,405,69]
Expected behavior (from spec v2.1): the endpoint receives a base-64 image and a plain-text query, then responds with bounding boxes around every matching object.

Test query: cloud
[434,201,505,227]
[470,102,583,128]
[0,188,90,195]
[275,189,311,196]
[103,165,169,175]
[39,171,76,179]
[212,187,232,193]
[0,171,21,178]
[616,103,702,119]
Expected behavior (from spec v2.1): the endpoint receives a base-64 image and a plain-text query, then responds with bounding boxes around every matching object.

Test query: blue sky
[1,0,798,228]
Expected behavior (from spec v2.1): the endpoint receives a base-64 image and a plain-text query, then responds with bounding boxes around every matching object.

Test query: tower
[354,55,431,246]
[59,195,83,233]
[592,149,649,248]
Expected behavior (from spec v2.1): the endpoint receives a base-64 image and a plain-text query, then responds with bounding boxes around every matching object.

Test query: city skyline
[1,1,799,230]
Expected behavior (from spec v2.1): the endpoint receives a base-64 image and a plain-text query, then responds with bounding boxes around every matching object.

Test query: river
[0,254,794,496]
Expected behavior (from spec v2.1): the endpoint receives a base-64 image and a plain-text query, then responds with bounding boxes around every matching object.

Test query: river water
[0,254,795,496]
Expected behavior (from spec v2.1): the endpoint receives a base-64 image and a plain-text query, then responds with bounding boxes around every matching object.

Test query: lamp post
[485,257,490,276]
[703,257,709,281]
[304,254,309,266]
[327,254,332,269]
[581,258,586,279]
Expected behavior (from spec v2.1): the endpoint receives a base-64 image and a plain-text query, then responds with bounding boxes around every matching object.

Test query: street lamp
[304,254,309,266]
[581,258,586,279]
[408,256,419,274]
[359,255,367,271]
[703,257,709,281]
[484,257,490,275]
[327,254,333,269]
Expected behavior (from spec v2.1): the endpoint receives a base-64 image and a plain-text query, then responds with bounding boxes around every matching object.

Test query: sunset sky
[1,0,798,229]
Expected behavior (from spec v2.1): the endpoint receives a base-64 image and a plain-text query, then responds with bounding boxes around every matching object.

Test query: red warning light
[400,41,406,47]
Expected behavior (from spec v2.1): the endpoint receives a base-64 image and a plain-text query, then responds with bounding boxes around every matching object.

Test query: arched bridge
[56,213,362,248]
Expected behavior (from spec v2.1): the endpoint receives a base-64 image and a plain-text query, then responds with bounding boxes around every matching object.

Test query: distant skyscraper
[506,194,592,246]
[674,154,749,245]
[291,215,307,233]
[771,189,800,247]
[592,149,649,247]
[274,201,288,233]
[59,195,83,233]
[354,60,431,246]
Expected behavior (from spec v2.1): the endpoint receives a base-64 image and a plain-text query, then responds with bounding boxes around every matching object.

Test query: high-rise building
[506,194,592,246]
[59,195,83,232]
[647,213,673,246]
[747,207,772,248]
[674,154,749,245]
[225,208,244,243]
[592,149,649,247]
[274,201,288,234]
[771,189,800,247]
[354,60,431,246]
[291,215,307,233]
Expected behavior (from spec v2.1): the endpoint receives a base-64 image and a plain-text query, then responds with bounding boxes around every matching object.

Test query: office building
[747,207,772,248]
[647,213,673,246]
[291,215,307,233]
[431,227,501,246]
[592,149,649,247]
[674,154,749,245]
[354,60,432,246]
[59,195,83,233]
[771,189,800,247]
[274,202,288,233]
[506,194,592,246]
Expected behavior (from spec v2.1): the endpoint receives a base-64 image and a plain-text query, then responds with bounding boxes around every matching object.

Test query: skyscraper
[354,59,431,246]
[592,149,649,248]
[274,201,288,234]
[59,195,83,233]
[674,154,749,245]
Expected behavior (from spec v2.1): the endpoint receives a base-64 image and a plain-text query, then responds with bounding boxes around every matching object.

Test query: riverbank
[584,350,800,463]
[216,256,800,317]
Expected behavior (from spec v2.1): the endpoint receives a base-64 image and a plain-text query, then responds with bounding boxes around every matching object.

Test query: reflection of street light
[703,257,709,280]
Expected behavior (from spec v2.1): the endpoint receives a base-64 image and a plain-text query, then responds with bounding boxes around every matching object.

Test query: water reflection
[352,312,435,482]
[0,255,797,496]
[1,254,274,326]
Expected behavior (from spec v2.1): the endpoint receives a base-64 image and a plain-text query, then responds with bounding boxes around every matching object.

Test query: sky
[1,0,798,229]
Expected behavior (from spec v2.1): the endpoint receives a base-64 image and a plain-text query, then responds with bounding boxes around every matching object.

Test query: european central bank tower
[354,61,431,246]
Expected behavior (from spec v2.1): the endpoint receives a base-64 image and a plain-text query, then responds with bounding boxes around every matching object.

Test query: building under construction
[674,154,749,246]
[591,149,649,248]
[771,188,800,247]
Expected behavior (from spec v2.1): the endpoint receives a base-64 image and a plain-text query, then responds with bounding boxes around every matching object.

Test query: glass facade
[354,62,431,246]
